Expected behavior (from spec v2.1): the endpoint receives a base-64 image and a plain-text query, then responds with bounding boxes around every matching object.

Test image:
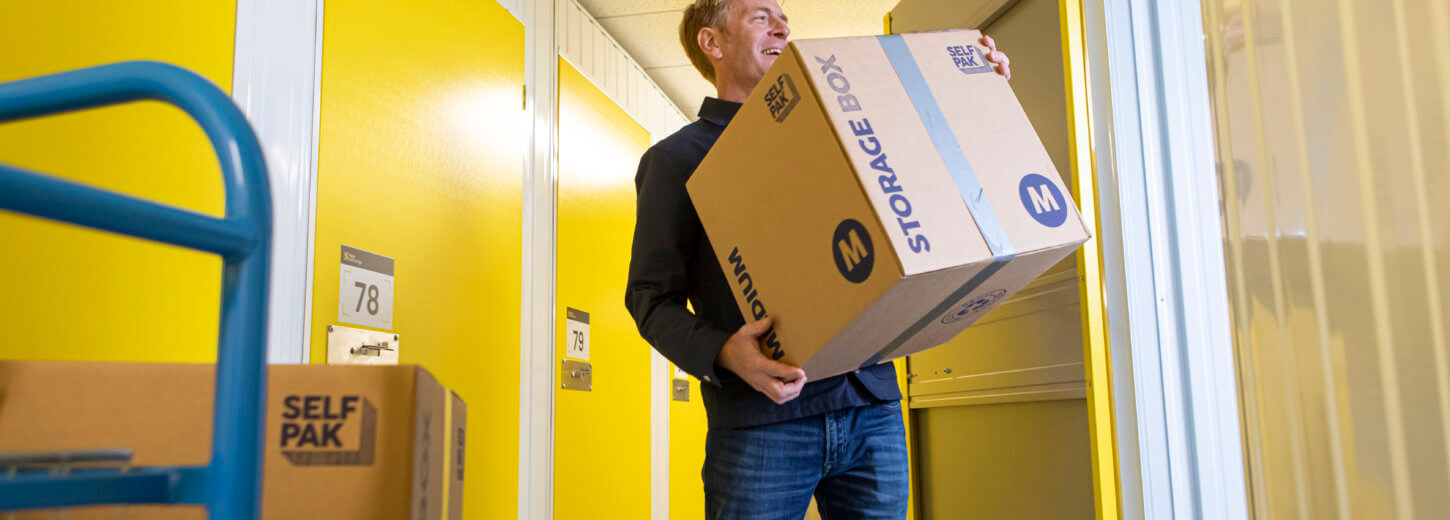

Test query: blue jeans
[702,402,909,519]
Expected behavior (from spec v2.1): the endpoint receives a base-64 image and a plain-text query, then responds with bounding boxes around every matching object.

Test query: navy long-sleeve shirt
[624,97,901,429]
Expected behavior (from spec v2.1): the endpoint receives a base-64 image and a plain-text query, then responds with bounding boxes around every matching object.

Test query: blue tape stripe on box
[876,34,1014,257]
[856,35,1017,370]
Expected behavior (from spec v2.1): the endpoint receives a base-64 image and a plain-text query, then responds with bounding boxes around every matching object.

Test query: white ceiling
[576,0,901,120]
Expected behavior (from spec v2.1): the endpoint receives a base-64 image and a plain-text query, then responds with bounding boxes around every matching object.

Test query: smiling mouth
[762,48,781,55]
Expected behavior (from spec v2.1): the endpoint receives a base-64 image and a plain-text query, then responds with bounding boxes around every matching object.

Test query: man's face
[715,0,790,89]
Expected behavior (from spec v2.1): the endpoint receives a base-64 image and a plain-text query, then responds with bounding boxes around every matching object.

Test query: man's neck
[714,77,755,104]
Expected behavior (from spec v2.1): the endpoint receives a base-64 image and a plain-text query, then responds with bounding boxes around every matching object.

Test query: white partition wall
[522,2,689,519]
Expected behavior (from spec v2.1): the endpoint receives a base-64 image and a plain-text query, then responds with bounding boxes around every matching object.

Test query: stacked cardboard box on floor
[0,362,465,519]
[687,29,1091,379]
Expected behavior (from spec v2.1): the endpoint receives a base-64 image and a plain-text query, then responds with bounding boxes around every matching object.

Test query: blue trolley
[0,61,271,520]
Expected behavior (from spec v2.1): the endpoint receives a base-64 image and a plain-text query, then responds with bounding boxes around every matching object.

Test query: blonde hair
[679,0,735,84]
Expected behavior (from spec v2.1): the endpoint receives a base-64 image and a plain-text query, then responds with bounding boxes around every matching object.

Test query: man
[625,1,1010,517]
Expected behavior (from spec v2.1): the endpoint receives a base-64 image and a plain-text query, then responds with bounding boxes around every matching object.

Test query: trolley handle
[0,61,271,520]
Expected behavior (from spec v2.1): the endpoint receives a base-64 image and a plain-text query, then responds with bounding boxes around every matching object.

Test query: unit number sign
[565,307,590,361]
[338,245,394,330]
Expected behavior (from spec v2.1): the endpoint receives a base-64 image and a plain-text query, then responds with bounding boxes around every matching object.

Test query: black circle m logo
[832,219,874,284]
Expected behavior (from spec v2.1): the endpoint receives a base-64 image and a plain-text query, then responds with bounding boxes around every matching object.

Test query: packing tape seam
[859,34,1017,369]
[875,34,1015,257]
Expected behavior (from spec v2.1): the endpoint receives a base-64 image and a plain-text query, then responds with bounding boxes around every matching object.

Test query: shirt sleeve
[624,146,732,386]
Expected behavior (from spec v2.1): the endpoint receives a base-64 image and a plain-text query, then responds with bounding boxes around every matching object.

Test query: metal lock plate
[672,378,690,402]
[561,359,592,391]
[327,324,400,365]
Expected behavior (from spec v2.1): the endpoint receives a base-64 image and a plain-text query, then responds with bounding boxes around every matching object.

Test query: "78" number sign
[339,245,394,330]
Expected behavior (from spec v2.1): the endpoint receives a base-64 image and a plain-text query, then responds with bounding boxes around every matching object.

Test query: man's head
[679,0,790,101]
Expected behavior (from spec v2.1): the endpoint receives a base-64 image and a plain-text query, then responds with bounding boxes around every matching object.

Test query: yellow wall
[916,399,1094,518]
[896,357,916,520]
[1204,0,1450,517]
[553,57,654,520]
[312,3,525,518]
[0,1,235,363]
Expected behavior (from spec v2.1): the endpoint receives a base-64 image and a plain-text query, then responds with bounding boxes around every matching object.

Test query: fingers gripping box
[686,30,1090,380]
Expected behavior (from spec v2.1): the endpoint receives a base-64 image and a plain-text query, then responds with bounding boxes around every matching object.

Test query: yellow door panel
[670,366,708,519]
[314,3,525,518]
[555,57,653,520]
[0,1,236,363]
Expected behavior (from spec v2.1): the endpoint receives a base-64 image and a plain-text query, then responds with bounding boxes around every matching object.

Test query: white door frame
[232,0,325,365]
[521,0,560,517]
[1083,0,1248,517]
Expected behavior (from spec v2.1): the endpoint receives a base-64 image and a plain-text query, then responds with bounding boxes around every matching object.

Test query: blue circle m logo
[1018,174,1068,228]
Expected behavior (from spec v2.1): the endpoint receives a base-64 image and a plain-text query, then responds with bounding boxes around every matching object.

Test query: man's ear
[698,26,724,60]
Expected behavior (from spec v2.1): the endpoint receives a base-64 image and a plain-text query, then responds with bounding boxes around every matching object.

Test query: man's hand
[981,35,1011,80]
[716,317,808,404]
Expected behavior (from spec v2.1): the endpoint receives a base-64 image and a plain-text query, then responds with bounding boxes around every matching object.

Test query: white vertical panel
[617,51,629,107]
[554,0,566,54]
[522,0,559,518]
[232,0,324,365]
[627,67,639,116]
[591,21,604,82]
[595,37,608,93]
[597,32,609,86]
[566,1,580,64]
[607,43,618,101]
[579,9,593,75]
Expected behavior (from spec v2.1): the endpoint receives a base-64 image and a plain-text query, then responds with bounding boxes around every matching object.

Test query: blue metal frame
[0,61,271,519]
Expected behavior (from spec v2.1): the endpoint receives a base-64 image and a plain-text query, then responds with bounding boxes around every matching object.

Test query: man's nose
[771,16,789,39]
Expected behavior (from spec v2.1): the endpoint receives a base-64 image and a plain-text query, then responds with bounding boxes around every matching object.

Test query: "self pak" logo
[764,74,800,122]
[947,44,993,75]
[279,394,377,466]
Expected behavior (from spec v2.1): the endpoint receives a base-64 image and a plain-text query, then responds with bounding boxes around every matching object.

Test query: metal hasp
[327,324,401,365]
[672,379,690,402]
[561,360,592,391]
[0,61,272,519]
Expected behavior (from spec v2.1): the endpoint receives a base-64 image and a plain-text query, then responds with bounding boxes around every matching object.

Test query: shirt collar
[697,97,741,126]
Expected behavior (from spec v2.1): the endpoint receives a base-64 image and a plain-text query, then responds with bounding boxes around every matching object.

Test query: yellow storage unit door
[670,362,708,519]
[0,2,236,364]
[554,57,654,520]
[314,2,525,518]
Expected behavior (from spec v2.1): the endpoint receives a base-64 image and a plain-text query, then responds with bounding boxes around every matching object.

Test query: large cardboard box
[687,29,1091,379]
[0,362,466,519]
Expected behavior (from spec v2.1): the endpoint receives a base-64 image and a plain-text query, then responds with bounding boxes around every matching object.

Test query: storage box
[0,362,465,519]
[686,29,1090,380]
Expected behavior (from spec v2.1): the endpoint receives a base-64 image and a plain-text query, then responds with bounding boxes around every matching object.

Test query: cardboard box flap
[447,390,466,520]
[791,38,998,276]
[412,367,448,520]
[898,30,1091,254]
